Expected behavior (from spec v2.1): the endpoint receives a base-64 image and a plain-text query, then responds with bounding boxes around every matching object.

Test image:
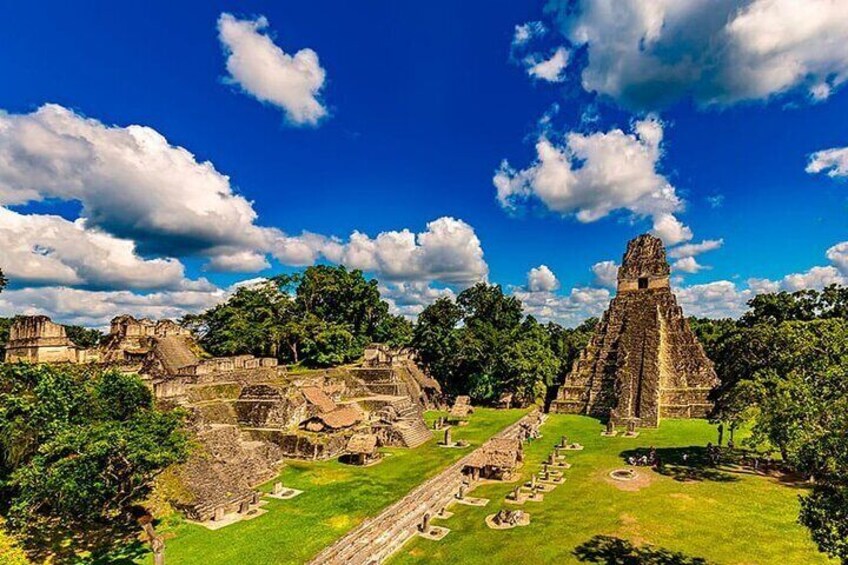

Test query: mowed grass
[143,408,528,565]
[391,414,834,565]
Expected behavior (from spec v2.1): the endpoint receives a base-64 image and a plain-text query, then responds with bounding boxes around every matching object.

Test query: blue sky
[1,0,847,327]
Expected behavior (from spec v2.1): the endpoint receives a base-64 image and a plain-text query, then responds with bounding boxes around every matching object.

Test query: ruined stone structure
[3,316,99,363]
[551,234,718,427]
[3,315,437,521]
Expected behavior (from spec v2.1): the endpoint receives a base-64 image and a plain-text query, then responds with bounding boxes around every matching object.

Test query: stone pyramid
[551,234,718,427]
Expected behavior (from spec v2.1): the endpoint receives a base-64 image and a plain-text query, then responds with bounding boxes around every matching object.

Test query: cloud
[549,0,848,110]
[826,241,848,274]
[0,104,276,269]
[0,285,227,329]
[807,145,848,178]
[319,217,488,286]
[204,251,271,273]
[217,13,328,126]
[525,47,570,82]
[650,213,693,246]
[750,266,847,293]
[671,256,707,273]
[527,265,560,292]
[591,260,619,288]
[0,105,488,289]
[512,21,547,47]
[0,207,206,291]
[747,241,848,292]
[494,117,692,244]
[668,238,724,259]
[379,282,456,318]
[706,195,725,208]
[514,286,611,327]
[674,281,753,319]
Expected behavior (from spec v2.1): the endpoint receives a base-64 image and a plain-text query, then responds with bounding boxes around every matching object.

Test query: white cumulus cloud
[527,265,560,292]
[591,260,619,288]
[218,13,328,126]
[0,207,202,291]
[0,104,276,270]
[379,282,456,318]
[668,238,724,259]
[323,217,489,286]
[494,117,692,245]
[807,145,848,178]
[671,256,707,274]
[515,286,611,327]
[549,0,848,109]
[674,280,753,319]
[512,21,547,47]
[0,285,227,329]
[525,47,570,82]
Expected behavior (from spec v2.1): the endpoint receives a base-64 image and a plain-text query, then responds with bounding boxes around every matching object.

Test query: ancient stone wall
[4,316,80,363]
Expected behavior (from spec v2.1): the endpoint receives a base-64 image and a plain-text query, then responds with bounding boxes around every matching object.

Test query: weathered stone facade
[3,316,99,363]
[551,234,718,427]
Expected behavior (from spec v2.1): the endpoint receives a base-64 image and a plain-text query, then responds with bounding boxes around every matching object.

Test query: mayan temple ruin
[2,315,441,522]
[551,234,718,427]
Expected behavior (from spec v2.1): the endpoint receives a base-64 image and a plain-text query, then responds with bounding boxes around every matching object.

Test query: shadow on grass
[619,447,739,483]
[574,535,711,564]
[87,539,148,565]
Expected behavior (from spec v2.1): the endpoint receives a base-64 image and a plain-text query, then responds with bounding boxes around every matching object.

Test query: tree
[0,364,187,559]
[547,318,597,379]
[412,297,463,394]
[291,266,389,340]
[194,281,292,359]
[709,319,848,562]
[63,325,104,348]
[413,284,559,405]
[799,486,848,563]
[189,267,408,368]
[0,268,7,293]
[499,318,560,405]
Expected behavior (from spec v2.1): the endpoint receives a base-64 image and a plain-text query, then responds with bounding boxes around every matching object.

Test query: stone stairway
[308,410,538,565]
[389,396,432,448]
[394,419,432,448]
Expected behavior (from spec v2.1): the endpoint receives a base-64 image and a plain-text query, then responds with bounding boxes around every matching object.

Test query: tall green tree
[709,317,848,563]
[187,266,410,367]
[0,364,187,559]
[0,268,7,293]
[412,297,463,394]
[413,283,560,405]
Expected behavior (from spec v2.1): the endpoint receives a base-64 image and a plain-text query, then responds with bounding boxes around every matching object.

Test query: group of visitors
[626,446,663,470]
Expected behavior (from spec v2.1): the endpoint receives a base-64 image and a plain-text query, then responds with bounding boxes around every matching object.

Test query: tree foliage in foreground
[412,282,594,406]
[692,285,848,563]
[183,265,412,367]
[0,364,187,559]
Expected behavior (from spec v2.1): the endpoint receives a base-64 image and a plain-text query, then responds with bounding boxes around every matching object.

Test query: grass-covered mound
[391,414,834,565]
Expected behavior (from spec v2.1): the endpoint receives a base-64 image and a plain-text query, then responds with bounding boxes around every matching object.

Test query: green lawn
[141,408,528,565]
[391,414,834,565]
